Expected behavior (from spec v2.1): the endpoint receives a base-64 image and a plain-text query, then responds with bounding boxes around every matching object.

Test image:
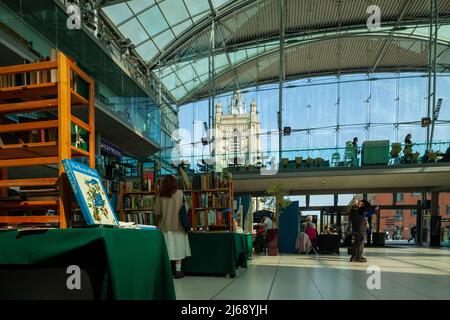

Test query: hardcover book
[62,159,119,226]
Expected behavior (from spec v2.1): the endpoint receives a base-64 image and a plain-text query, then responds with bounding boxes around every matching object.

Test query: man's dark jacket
[350,206,368,233]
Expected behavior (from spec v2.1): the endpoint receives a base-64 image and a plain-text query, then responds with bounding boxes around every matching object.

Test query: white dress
[163,230,191,261]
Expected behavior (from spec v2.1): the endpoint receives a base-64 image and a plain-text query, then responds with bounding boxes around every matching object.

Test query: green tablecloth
[182,232,251,277]
[0,228,175,300]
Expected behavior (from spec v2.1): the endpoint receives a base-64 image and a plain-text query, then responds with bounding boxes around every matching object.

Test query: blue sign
[100,139,122,157]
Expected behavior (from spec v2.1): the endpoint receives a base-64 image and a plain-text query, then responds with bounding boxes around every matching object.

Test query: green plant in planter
[260,184,291,227]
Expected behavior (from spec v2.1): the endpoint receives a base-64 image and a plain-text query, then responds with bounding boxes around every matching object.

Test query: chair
[281,158,289,169]
[331,152,341,167]
[403,145,413,163]
[295,157,303,168]
[295,232,311,253]
[344,141,356,167]
[305,157,314,167]
[305,227,318,255]
[314,157,323,167]
[389,143,402,165]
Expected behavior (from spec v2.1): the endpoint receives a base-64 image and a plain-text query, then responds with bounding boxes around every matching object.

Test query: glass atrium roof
[101,0,450,104]
[102,0,232,62]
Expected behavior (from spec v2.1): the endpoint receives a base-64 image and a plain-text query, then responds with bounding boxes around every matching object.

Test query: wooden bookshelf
[191,177,234,231]
[0,51,95,228]
[118,183,156,225]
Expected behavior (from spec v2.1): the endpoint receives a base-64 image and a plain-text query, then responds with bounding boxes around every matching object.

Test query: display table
[318,234,341,254]
[182,232,250,278]
[0,228,175,300]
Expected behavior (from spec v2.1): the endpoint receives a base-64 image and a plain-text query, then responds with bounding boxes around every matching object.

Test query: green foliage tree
[260,184,291,226]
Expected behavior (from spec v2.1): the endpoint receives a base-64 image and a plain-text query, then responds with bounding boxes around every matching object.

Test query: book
[62,159,118,226]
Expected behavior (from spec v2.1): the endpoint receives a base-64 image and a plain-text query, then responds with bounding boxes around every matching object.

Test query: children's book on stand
[62,159,119,226]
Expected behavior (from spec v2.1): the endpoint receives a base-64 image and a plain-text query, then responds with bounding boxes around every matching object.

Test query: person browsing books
[154,175,191,279]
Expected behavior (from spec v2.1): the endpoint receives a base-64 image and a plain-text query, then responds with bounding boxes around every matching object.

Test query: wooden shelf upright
[0,51,95,228]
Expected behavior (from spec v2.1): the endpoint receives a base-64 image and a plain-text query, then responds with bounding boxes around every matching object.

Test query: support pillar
[278,0,285,162]
[429,192,441,247]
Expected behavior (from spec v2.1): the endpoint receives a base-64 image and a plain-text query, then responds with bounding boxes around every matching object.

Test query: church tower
[214,91,261,170]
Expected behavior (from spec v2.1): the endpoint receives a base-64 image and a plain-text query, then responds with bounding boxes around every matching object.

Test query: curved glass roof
[100,0,450,104]
[102,0,233,62]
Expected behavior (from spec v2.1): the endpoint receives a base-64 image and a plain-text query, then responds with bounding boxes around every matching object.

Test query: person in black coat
[349,199,371,262]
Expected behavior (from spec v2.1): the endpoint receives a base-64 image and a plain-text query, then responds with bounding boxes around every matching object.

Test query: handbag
[179,196,191,233]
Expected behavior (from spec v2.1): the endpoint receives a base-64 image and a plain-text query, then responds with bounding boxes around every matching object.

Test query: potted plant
[260,185,291,255]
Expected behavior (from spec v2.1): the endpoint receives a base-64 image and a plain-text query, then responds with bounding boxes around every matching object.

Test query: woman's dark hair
[158,175,178,198]
[405,133,412,140]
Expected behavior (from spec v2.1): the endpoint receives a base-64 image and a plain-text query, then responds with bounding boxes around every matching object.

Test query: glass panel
[184,0,210,17]
[159,0,191,25]
[338,194,355,206]
[153,29,176,50]
[177,64,196,83]
[212,0,231,9]
[128,0,155,13]
[399,75,426,123]
[214,53,229,70]
[118,18,149,44]
[138,5,169,37]
[368,124,395,142]
[340,76,367,125]
[162,71,180,90]
[310,195,334,207]
[193,11,210,23]
[172,19,193,36]
[370,77,396,125]
[135,40,159,61]
[172,86,188,100]
[102,4,133,25]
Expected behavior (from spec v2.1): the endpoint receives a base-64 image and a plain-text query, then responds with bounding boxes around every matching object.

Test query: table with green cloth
[0,228,175,300]
[182,232,251,278]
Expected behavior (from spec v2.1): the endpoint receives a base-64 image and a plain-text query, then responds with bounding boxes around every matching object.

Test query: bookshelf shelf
[0,51,96,227]
[118,183,156,225]
[195,207,230,210]
[190,173,234,231]
[0,142,89,160]
[193,188,230,192]
[123,191,155,195]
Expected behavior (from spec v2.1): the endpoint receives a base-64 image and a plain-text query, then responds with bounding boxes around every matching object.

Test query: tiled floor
[175,246,450,300]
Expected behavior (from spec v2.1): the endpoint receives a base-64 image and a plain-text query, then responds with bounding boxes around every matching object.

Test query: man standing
[408,225,417,243]
[350,198,369,262]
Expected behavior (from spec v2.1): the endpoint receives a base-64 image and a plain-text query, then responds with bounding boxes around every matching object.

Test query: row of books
[195,192,230,208]
[124,211,156,225]
[102,179,120,195]
[192,172,230,190]
[123,195,154,210]
[195,209,230,227]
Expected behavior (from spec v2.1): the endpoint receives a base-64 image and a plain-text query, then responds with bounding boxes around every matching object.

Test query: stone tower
[214,90,261,170]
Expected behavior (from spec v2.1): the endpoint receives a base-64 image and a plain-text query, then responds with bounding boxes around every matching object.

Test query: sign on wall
[100,139,122,158]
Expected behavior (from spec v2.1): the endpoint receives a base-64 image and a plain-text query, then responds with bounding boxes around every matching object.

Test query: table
[318,234,341,254]
[182,232,250,278]
[0,228,175,300]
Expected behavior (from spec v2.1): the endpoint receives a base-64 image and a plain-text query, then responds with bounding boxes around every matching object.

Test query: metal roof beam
[156,17,450,69]
[178,32,448,104]
[370,0,410,73]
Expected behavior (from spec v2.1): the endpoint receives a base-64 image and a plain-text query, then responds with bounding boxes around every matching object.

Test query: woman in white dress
[154,175,191,279]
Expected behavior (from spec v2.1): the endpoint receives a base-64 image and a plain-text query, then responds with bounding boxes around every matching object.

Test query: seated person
[323,224,333,235]
[302,215,316,230]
